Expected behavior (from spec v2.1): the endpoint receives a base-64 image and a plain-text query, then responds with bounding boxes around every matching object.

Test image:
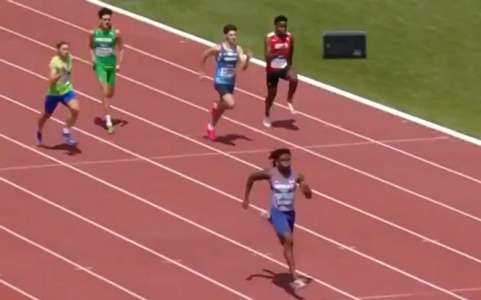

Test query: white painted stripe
[0,177,253,300]
[0,278,40,300]
[0,225,148,300]
[0,92,468,300]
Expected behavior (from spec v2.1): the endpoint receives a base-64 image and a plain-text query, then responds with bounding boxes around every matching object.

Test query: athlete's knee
[281,233,294,246]
[289,74,298,84]
[267,87,278,99]
[222,96,235,109]
[70,107,80,116]
[41,113,52,120]
[106,88,114,98]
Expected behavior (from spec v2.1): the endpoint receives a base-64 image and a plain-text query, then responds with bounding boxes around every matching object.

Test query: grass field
[105,0,481,139]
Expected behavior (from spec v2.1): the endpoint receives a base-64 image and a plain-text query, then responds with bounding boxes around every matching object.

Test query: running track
[1,0,480,299]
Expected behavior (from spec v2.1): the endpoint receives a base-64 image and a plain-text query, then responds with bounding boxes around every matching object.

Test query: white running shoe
[287,102,296,114]
[290,278,307,289]
[263,116,272,128]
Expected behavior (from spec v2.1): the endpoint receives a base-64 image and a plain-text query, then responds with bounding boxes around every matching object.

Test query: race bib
[95,47,114,57]
[270,57,288,69]
[219,67,235,78]
[274,193,293,206]
[57,67,71,86]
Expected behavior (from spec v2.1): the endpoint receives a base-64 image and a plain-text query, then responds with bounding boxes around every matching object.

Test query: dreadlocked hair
[268,148,291,166]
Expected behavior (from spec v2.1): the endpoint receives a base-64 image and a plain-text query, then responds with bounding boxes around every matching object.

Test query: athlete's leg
[61,93,79,146]
[264,73,279,127]
[37,96,58,145]
[101,82,115,132]
[208,85,235,140]
[280,233,297,280]
[96,65,116,133]
[65,97,80,129]
[37,113,52,133]
[286,68,298,113]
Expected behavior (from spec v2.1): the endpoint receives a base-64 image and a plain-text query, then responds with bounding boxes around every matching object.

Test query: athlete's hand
[198,71,207,80]
[260,210,271,219]
[116,64,121,72]
[242,50,253,70]
[301,183,312,199]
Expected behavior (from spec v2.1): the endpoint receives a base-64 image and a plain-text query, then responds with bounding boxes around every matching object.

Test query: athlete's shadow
[94,117,129,130]
[206,133,252,146]
[38,143,82,156]
[271,119,299,131]
[246,269,311,300]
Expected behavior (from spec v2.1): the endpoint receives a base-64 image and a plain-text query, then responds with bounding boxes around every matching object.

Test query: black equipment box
[323,31,367,58]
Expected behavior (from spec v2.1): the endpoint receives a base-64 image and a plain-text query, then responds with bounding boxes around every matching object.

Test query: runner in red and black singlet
[263,15,298,127]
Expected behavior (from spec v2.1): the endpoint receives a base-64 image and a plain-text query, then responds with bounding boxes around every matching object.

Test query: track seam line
[0,135,450,173]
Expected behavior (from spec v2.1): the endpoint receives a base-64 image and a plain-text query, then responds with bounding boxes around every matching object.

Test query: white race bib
[58,69,71,86]
[220,67,235,78]
[270,57,288,69]
[95,47,114,57]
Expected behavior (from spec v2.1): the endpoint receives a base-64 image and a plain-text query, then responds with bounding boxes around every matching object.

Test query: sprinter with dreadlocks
[243,148,312,289]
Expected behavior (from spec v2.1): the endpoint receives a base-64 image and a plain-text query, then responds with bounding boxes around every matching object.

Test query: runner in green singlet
[89,7,124,134]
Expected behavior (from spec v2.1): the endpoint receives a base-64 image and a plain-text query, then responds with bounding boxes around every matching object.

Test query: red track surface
[1,1,481,299]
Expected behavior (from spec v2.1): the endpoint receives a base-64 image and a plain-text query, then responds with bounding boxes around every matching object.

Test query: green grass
[106,0,481,138]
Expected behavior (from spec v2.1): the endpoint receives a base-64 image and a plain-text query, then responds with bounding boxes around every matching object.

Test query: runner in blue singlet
[243,148,312,289]
[200,24,252,141]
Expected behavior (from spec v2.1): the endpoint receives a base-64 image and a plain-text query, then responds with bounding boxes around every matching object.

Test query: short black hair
[274,15,288,25]
[223,24,237,34]
[56,41,69,49]
[98,7,113,19]
[269,148,291,166]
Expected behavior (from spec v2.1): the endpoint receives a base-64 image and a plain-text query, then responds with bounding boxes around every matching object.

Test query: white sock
[207,123,214,130]
[105,115,112,126]
[62,127,70,134]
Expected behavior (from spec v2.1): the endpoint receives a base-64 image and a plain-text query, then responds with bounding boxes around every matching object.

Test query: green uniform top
[47,55,73,96]
[92,28,117,67]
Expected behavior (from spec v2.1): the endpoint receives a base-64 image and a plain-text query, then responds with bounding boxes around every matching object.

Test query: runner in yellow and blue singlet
[36,41,80,147]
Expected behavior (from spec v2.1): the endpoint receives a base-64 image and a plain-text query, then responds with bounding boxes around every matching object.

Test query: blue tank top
[214,44,238,85]
[270,168,297,212]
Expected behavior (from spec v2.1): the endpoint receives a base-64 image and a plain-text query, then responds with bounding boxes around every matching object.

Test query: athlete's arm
[288,36,294,66]
[199,45,220,77]
[237,46,252,70]
[296,173,312,199]
[115,29,124,70]
[48,61,62,86]
[264,36,274,62]
[243,170,271,209]
[88,30,96,66]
